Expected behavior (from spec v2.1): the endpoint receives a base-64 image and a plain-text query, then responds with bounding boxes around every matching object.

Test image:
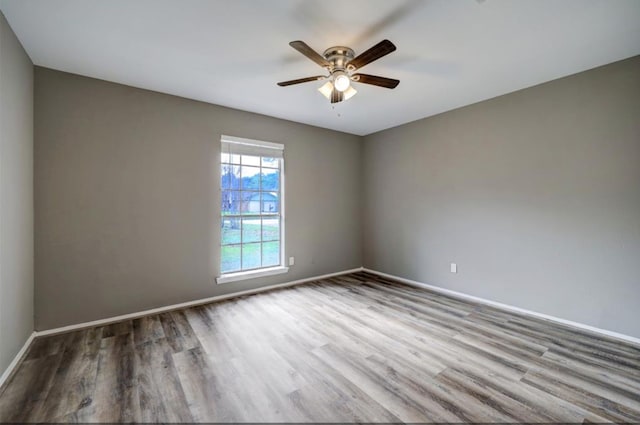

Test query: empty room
[0,0,639,423]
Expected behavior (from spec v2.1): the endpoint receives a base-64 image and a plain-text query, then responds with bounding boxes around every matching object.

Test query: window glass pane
[241,166,261,190]
[221,152,240,164]
[261,168,280,191]
[221,164,240,189]
[241,154,261,166]
[242,217,261,243]
[261,192,279,213]
[261,157,279,168]
[221,140,283,276]
[222,190,242,215]
[242,191,259,215]
[242,243,261,269]
[221,217,241,245]
[262,217,279,242]
[221,245,241,273]
[262,241,280,267]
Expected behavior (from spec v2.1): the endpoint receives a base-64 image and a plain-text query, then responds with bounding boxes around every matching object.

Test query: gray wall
[34,67,362,330]
[0,11,34,375]
[33,56,640,338]
[363,56,640,338]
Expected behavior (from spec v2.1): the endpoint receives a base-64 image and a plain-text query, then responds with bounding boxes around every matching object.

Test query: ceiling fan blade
[277,76,325,87]
[347,40,396,71]
[289,41,330,68]
[352,73,400,89]
[330,88,344,104]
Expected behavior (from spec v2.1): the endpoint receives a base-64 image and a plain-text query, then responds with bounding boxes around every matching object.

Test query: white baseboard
[36,267,364,337]
[362,268,640,347]
[0,332,36,392]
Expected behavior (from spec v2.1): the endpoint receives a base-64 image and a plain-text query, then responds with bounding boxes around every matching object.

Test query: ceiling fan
[277,40,399,103]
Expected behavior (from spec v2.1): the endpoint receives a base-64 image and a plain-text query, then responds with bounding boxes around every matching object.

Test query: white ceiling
[1,0,639,135]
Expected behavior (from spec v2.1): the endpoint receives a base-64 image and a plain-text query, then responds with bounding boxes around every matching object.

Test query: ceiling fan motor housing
[323,46,355,73]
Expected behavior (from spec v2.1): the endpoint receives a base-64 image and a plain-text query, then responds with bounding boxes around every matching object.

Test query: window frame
[216,135,288,284]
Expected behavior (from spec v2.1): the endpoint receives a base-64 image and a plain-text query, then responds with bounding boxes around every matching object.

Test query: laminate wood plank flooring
[1,271,639,422]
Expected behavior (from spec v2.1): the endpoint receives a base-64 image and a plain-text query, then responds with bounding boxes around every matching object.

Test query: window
[217,135,286,283]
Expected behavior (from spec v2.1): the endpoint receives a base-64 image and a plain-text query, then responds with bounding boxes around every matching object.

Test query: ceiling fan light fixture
[333,71,351,92]
[318,81,334,100]
[343,86,357,101]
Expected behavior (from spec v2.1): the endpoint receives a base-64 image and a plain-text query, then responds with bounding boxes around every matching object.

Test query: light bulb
[333,72,351,92]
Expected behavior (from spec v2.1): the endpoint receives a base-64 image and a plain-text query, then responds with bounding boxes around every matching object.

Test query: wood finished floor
[1,271,639,423]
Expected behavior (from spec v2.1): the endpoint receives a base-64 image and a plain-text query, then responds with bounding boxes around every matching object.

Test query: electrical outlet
[450,263,457,273]
[289,256,295,266]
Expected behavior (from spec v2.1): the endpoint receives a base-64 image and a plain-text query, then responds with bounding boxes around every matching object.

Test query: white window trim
[217,135,287,284]
[216,266,289,284]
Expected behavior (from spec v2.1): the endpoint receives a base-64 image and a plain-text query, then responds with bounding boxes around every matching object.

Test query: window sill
[216,266,289,284]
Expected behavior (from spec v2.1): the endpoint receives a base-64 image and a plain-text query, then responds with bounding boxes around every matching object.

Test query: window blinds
[221,135,284,158]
